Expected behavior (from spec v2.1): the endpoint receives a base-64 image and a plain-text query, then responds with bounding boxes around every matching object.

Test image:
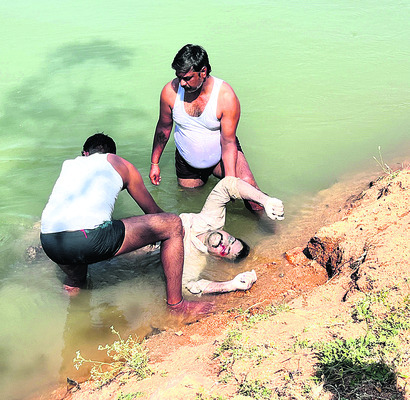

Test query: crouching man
[40,133,211,316]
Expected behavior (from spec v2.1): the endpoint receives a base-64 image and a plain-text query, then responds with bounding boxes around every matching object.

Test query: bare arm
[108,154,163,214]
[219,83,241,177]
[150,81,177,185]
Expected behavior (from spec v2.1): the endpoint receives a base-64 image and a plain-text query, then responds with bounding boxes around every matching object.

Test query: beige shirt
[179,176,242,284]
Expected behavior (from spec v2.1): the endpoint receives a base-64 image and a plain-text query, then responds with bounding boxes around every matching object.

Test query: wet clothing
[179,176,242,283]
[173,77,224,169]
[175,137,244,181]
[41,153,123,233]
[40,220,125,265]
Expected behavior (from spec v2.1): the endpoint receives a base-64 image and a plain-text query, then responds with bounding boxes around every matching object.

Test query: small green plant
[117,392,144,399]
[373,146,394,176]
[301,382,312,394]
[315,335,396,387]
[292,337,309,352]
[237,379,272,399]
[195,392,227,400]
[351,289,388,322]
[243,303,290,327]
[73,326,151,388]
[213,329,274,383]
[213,329,243,358]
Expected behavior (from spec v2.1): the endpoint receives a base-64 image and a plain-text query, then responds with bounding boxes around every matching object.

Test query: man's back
[41,153,123,233]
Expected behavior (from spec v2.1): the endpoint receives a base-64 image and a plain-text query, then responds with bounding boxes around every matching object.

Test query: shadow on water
[50,40,134,69]
[0,39,146,145]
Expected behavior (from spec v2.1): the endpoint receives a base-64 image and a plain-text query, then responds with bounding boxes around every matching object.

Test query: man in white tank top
[149,44,262,211]
[40,133,212,316]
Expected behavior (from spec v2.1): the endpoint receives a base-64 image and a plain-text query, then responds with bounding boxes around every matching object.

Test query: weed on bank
[73,326,151,389]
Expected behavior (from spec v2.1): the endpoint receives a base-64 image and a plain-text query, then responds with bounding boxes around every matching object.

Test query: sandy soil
[34,166,409,400]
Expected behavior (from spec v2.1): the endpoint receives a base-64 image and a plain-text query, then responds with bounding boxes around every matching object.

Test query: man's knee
[177,178,205,188]
[164,213,183,235]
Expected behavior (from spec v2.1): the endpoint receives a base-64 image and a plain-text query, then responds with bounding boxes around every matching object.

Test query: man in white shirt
[179,176,284,295]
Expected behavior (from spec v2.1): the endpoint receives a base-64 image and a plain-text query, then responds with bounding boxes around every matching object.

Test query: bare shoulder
[107,154,142,184]
[217,80,240,117]
[107,153,131,174]
[107,153,125,165]
[219,81,240,107]
[161,79,178,104]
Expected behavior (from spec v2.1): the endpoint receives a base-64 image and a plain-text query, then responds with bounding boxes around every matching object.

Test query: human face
[205,230,243,261]
[176,68,206,93]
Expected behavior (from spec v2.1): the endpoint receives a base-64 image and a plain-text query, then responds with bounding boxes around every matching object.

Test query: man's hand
[149,164,161,185]
[231,270,257,291]
[264,197,284,220]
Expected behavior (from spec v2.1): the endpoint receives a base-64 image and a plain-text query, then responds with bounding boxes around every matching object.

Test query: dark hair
[82,133,116,155]
[232,238,250,263]
[172,44,212,76]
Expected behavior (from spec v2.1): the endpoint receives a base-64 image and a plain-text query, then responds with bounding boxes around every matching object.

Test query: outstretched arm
[185,270,257,295]
[199,177,284,224]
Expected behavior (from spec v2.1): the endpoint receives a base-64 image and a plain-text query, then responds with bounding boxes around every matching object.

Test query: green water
[0,1,409,398]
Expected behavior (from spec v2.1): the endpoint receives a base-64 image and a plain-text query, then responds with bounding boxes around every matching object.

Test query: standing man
[150,44,261,210]
[40,133,211,316]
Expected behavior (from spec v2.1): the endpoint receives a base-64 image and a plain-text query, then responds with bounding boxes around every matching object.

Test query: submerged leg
[58,263,88,296]
[116,213,213,316]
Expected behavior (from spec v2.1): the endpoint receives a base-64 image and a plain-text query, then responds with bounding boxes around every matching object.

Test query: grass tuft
[73,326,151,388]
[238,379,272,399]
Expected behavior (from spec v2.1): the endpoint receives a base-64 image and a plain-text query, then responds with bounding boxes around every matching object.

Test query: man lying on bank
[39,133,211,315]
[175,175,284,295]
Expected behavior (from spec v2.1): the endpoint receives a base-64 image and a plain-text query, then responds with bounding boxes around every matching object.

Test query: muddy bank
[35,166,409,400]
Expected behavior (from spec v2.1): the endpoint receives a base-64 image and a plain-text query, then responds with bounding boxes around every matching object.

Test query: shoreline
[33,163,409,400]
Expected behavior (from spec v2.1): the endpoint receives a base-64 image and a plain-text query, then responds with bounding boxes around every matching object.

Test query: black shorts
[41,219,125,272]
[41,220,125,287]
[175,137,244,182]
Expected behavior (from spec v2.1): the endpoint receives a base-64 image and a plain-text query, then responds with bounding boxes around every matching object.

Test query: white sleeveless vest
[41,153,123,233]
[173,77,224,169]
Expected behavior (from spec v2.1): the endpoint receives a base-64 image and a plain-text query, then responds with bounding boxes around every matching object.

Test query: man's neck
[184,75,212,102]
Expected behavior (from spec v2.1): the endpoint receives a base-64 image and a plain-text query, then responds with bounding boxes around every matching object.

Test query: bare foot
[167,299,214,316]
[63,285,81,297]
